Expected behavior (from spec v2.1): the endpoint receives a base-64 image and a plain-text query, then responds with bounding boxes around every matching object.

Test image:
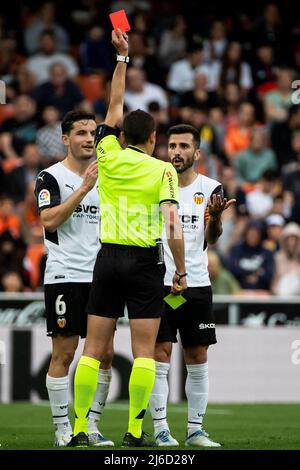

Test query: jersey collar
[127,145,146,154]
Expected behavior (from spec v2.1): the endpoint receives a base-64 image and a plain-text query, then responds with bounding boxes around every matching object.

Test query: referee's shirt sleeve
[94,124,121,157]
[159,163,179,204]
[35,171,61,213]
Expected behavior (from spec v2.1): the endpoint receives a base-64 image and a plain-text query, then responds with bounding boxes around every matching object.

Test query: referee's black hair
[61,110,96,135]
[167,124,201,148]
[123,109,155,145]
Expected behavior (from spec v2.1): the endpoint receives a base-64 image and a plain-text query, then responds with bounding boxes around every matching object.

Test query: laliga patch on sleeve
[38,189,50,208]
[109,9,131,32]
[164,294,187,310]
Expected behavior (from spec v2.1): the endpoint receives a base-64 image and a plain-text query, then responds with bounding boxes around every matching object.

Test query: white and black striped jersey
[35,162,100,284]
[162,174,222,287]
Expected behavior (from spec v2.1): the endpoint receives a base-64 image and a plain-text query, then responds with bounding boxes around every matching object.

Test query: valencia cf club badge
[57,317,66,328]
[193,192,204,204]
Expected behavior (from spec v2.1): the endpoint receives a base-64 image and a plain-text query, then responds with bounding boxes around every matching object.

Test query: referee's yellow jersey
[96,126,179,247]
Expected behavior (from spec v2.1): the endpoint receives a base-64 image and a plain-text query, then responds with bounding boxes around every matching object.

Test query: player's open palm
[81,160,98,193]
[208,194,236,218]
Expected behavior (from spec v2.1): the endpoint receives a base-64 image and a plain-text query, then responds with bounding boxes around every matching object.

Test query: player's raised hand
[208,194,236,219]
[112,28,128,55]
[81,160,98,193]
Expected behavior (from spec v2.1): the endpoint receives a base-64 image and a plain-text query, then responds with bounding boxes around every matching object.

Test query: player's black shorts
[45,282,91,337]
[156,286,217,348]
[86,243,165,319]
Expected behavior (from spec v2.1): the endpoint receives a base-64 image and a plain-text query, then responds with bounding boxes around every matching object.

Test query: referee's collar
[127,145,146,154]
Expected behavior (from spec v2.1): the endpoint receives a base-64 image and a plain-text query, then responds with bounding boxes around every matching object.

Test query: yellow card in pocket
[164,294,187,310]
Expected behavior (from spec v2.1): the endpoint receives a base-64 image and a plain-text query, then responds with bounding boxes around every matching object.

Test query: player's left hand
[208,194,236,219]
[112,29,129,56]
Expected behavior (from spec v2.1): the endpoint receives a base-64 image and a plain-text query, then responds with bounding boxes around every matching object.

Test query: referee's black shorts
[86,243,166,319]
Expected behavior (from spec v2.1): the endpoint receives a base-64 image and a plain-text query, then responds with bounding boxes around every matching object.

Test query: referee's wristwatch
[175,271,187,281]
[116,54,130,63]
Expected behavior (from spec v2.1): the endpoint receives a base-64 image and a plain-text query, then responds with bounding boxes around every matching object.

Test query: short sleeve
[95,124,121,156]
[159,163,179,204]
[35,171,61,212]
[210,184,224,198]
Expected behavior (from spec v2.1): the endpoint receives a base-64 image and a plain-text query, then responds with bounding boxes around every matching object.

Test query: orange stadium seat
[77,73,106,102]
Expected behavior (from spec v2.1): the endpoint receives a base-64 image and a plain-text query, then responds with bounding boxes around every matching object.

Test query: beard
[172,156,194,173]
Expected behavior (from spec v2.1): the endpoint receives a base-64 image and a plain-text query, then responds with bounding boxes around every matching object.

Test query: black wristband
[175,271,187,280]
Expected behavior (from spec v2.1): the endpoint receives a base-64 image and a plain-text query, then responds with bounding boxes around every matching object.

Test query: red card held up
[109,10,131,32]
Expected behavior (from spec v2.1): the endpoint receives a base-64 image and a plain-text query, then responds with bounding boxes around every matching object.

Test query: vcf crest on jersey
[193,192,205,205]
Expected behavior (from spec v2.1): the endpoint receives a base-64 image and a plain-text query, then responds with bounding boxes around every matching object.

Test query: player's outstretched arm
[40,160,98,233]
[105,29,129,128]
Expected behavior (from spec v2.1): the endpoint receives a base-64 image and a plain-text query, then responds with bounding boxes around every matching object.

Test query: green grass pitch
[0,401,299,450]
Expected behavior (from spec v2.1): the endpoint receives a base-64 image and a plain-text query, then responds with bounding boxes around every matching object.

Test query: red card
[109,10,131,32]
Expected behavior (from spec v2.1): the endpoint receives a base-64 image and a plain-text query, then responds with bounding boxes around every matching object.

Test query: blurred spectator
[24,1,70,55]
[0,195,21,239]
[252,42,277,93]
[7,144,43,203]
[10,64,36,95]
[0,231,28,285]
[79,26,114,75]
[167,41,212,94]
[22,181,40,231]
[220,82,243,127]
[221,166,247,215]
[264,67,294,123]
[226,219,275,291]
[127,30,161,85]
[282,135,300,224]
[209,107,226,159]
[179,73,219,110]
[254,3,286,63]
[263,213,285,252]
[0,94,38,162]
[208,250,240,294]
[158,15,187,68]
[0,270,25,292]
[124,67,168,111]
[224,102,256,162]
[203,20,228,64]
[26,29,78,85]
[271,106,300,170]
[215,41,253,94]
[235,127,277,185]
[0,36,25,82]
[36,105,66,163]
[23,223,45,290]
[272,222,300,295]
[32,63,84,118]
[245,170,279,218]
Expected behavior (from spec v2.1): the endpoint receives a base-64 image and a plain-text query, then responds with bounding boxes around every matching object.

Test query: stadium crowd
[1,0,300,296]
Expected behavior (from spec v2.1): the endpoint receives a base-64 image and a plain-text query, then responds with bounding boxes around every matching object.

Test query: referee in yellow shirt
[70,30,186,447]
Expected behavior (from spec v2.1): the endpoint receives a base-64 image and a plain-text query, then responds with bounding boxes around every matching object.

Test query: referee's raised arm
[105,29,129,128]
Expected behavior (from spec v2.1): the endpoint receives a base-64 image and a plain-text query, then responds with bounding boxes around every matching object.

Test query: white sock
[88,368,112,433]
[149,361,170,435]
[185,363,209,435]
[46,374,72,435]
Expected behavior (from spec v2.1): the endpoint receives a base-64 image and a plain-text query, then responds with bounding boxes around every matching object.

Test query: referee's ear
[149,130,156,145]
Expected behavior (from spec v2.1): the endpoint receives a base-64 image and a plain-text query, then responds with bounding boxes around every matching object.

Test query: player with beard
[149,124,235,447]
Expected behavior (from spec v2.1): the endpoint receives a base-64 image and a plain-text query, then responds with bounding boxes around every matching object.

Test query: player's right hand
[81,160,98,193]
[171,272,187,295]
